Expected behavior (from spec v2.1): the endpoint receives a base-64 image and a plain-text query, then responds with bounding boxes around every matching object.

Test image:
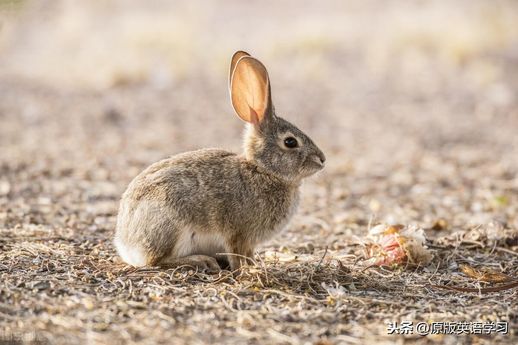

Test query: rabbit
[114,51,326,271]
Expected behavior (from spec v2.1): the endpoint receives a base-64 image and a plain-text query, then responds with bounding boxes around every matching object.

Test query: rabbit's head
[229,51,325,183]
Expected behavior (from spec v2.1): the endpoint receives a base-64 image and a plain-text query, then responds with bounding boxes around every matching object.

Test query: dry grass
[1,222,517,344]
[1,1,518,344]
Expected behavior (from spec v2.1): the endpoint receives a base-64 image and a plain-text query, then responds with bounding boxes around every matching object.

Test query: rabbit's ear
[230,56,271,125]
[229,51,250,89]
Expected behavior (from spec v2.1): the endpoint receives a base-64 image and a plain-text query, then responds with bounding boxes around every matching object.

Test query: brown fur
[114,52,325,271]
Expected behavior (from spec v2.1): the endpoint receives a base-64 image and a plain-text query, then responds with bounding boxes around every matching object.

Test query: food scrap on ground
[362,224,433,267]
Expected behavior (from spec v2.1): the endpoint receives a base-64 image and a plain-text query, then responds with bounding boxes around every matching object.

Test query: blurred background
[1,0,518,240]
[1,1,518,343]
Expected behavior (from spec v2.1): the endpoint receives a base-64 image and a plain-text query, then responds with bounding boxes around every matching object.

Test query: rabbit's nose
[317,151,326,165]
[319,154,326,165]
[312,152,326,167]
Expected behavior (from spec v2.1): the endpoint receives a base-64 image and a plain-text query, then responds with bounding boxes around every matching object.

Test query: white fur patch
[173,227,226,258]
[114,236,147,267]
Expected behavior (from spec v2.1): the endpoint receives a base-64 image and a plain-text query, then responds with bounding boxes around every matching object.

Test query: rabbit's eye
[284,137,298,148]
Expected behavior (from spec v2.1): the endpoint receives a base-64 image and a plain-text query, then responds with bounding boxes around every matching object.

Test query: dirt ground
[1,1,518,344]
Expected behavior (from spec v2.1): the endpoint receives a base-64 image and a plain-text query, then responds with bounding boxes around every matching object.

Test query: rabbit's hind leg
[158,255,221,272]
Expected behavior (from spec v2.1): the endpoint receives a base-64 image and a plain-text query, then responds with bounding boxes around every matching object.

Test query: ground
[0,1,517,344]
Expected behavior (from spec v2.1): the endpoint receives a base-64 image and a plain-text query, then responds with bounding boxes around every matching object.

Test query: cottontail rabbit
[114,51,325,271]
